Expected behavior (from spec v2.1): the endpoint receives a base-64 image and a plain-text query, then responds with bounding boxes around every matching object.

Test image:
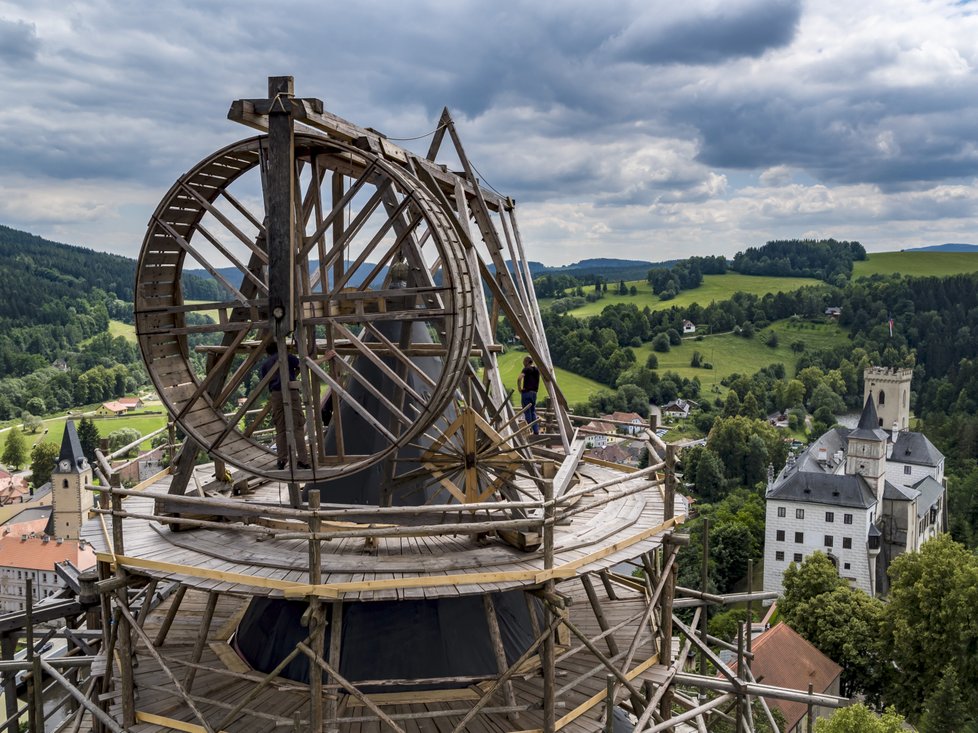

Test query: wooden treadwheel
[135,134,475,481]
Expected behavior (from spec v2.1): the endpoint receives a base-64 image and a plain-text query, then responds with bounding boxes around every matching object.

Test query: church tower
[863,366,912,431]
[50,420,93,540]
[846,396,888,509]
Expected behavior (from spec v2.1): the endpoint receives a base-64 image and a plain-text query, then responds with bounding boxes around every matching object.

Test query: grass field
[0,404,169,459]
[552,273,823,318]
[635,320,850,390]
[853,251,978,278]
[494,350,608,405]
[108,319,136,342]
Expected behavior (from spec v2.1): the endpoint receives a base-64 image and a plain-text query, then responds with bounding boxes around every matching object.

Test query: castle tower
[846,396,888,508]
[863,366,912,431]
[50,420,93,540]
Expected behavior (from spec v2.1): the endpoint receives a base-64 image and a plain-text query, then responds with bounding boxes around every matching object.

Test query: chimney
[56,537,63,545]
[42,535,49,544]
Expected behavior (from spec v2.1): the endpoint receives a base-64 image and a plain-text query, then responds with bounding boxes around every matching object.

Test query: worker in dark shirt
[517,356,541,436]
[259,341,310,470]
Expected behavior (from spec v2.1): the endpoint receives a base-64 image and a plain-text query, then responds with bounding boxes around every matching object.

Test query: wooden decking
[80,463,682,602]
[112,580,669,733]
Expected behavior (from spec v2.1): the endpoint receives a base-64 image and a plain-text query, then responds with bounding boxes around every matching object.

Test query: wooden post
[542,471,556,732]
[266,75,296,340]
[660,540,679,725]
[736,623,745,733]
[308,490,324,732]
[25,580,42,733]
[154,584,187,647]
[484,595,519,721]
[325,600,343,731]
[581,574,619,657]
[699,517,710,704]
[746,558,754,663]
[604,674,615,733]
[664,443,677,522]
[1,634,16,733]
[183,592,219,690]
[110,492,136,728]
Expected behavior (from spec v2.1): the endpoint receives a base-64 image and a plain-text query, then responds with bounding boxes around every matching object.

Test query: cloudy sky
[2,0,978,265]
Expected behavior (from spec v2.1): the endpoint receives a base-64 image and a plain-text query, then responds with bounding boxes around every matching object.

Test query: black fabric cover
[304,318,459,507]
[233,591,543,691]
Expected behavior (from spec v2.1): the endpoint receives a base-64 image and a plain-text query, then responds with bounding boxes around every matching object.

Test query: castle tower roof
[848,396,888,442]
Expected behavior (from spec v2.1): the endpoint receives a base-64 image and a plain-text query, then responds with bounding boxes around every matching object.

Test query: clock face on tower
[59,460,71,472]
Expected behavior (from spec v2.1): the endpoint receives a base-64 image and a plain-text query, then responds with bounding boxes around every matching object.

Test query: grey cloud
[0,18,39,63]
[607,0,802,66]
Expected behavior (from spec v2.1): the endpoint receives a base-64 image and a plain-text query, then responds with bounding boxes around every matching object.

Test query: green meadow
[636,320,849,388]
[853,251,978,278]
[553,272,823,318]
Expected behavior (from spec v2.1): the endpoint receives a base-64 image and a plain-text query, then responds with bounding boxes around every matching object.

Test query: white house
[682,320,696,334]
[763,367,945,597]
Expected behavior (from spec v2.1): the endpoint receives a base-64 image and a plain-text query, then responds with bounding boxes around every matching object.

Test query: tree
[692,448,726,502]
[25,396,45,416]
[652,334,670,352]
[917,665,976,733]
[2,428,27,470]
[667,328,682,346]
[779,552,844,619]
[29,441,59,488]
[690,351,702,368]
[886,535,978,719]
[711,521,757,592]
[21,412,42,434]
[765,330,778,347]
[107,428,142,458]
[645,353,659,369]
[814,705,906,733]
[77,418,100,463]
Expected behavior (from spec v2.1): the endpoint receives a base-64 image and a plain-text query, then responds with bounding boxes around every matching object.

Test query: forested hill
[0,223,135,307]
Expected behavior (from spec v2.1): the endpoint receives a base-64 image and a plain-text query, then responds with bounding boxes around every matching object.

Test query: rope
[385,123,448,142]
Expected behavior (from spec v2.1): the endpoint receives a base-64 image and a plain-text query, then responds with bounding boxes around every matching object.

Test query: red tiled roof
[117,397,141,406]
[0,534,96,572]
[735,623,842,729]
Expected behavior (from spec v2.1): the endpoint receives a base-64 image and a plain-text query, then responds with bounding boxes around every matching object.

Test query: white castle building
[763,367,946,597]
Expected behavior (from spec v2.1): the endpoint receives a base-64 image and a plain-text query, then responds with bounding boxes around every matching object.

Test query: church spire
[58,420,89,473]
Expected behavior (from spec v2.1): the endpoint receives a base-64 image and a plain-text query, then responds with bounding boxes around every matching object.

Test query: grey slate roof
[912,475,945,518]
[795,428,849,474]
[848,396,888,442]
[58,420,88,472]
[768,469,877,509]
[882,481,917,502]
[890,431,944,467]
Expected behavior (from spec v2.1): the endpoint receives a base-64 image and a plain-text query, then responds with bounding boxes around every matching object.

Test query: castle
[763,367,946,597]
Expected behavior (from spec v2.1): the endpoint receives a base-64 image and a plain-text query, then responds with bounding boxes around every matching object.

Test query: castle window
[844,514,853,524]
[825,512,834,523]
[824,535,834,547]
[904,465,911,475]
[843,537,852,549]
[878,390,885,406]
[795,531,804,543]
[776,551,784,561]
[776,530,785,541]
[62,479,69,489]
[793,553,803,563]
[796,508,805,519]
[777,507,786,518]
[844,562,851,570]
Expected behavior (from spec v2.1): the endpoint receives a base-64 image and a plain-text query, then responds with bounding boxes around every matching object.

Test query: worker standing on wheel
[260,341,311,469]
[517,355,541,436]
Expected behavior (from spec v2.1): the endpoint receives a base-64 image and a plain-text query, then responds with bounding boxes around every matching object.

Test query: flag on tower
[888,313,894,337]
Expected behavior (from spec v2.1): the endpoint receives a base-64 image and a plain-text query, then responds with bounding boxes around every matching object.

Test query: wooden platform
[109,581,669,733]
[81,464,682,602]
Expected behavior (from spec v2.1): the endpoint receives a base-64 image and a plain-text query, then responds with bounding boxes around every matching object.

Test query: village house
[117,396,144,410]
[0,470,29,506]
[0,532,96,613]
[734,623,842,732]
[763,367,945,597]
[605,411,646,435]
[661,398,696,420]
[682,319,696,334]
[581,420,616,449]
[824,306,842,318]
[96,401,129,416]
